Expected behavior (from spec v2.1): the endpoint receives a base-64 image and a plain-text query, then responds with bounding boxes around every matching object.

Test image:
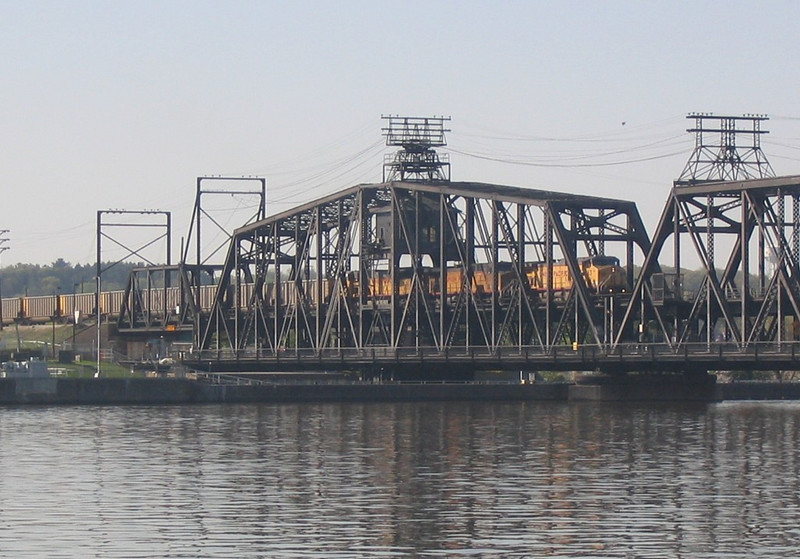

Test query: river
[0,401,798,557]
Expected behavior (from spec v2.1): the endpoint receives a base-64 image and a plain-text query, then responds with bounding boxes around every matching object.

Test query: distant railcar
[102,290,125,316]
[0,257,627,326]
[199,284,217,311]
[20,294,60,323]
[58,292,96,321]
[432,264,516,298]
[1,297,21,324]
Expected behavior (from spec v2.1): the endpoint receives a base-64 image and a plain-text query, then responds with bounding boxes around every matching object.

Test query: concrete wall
[569,374,718,402]
[0,378,199,405]
[715,382,800,401]
[2,377,799,406]
[0,378,568,405]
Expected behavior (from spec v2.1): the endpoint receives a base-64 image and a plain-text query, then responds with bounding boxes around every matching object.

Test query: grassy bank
[0,322,75,352]
[0,322,138,378]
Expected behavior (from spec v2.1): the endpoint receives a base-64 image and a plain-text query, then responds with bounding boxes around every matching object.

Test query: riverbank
[2,377,800,405]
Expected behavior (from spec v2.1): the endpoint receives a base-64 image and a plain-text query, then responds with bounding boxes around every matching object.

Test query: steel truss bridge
[110,114,800,378]
[114,174,800,377]
[183,180,649,372]
[621,175,800,352]
[110,172,774,376]
[178,174,800,377]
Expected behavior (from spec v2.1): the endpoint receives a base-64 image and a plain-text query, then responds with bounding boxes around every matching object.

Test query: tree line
[0,259,141,298]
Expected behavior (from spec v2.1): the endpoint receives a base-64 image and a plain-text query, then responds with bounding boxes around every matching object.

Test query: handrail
[187,340,800,363]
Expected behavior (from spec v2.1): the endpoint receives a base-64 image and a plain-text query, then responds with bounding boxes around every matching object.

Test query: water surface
[1,401,798,557]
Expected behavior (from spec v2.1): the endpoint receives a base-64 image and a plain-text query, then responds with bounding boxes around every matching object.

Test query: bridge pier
[568,372,718,402]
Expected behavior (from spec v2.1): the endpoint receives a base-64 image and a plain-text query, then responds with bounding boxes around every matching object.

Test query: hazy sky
[2,1,799,266]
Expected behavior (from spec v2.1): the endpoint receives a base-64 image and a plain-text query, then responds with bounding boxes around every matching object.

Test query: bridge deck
[183,342,800,375]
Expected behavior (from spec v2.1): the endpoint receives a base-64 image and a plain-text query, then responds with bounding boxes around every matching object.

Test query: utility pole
[0,231,9,331]
[72,282,78,352]
[95,209,172,377]
[51,286,60,360]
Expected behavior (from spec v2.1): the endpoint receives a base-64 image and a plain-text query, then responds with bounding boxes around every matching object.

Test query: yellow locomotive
[356,256,626,300]
[527,256,627,293]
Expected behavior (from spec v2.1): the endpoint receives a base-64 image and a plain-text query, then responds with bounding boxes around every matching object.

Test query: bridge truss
[113,115,800,377]
[117,263,219,335]
[616,174,800,352]
[193,181,651,370]
[116,176,267,343]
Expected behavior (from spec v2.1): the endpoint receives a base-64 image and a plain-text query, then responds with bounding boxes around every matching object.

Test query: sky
[2,1,800,267]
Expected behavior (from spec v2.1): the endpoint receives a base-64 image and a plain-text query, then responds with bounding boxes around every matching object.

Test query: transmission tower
[675,113,775,186]
[382,115,451,182]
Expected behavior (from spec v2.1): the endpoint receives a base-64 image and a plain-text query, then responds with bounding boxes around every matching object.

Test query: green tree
[0,261,144,297]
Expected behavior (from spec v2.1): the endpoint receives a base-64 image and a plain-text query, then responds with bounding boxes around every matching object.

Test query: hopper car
[0,256,626,325]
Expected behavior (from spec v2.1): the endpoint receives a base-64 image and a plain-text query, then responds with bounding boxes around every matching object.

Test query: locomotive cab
[581,256,627,293]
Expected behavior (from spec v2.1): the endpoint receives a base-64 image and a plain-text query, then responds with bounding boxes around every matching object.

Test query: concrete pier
[0,378,569,405]
[569,373,719,402]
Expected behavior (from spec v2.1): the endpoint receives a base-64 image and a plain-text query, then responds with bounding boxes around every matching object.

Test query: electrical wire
[770,153,800,163]
[268,142,383,204]
[448,115,693,169]
[764,140,800,152]
[267,139,385,193]
[452,135,688,164]
[243,119,378,178]
[448,146,688,168]
[457,114,686,143]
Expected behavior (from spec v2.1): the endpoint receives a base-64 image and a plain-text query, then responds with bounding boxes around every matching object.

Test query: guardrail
[196,372,530,386]
[183,341,800,373]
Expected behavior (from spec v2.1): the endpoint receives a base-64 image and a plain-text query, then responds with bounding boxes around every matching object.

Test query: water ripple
[0,401,799,557]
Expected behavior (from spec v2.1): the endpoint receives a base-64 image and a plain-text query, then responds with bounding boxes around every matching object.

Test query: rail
[196,372,527,386]
[184,341,800,373]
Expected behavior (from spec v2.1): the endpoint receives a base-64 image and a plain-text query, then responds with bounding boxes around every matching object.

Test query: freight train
[527,255,627,293]
[351,256,627,301]
[0,256,626,325]
[0,286,219,326]
[1,290,124,325]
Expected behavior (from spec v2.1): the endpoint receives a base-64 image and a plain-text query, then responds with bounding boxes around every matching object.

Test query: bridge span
[115,116,800,381]
[176,172,800,378]
[114,172,800,378]
[184,341,800,377]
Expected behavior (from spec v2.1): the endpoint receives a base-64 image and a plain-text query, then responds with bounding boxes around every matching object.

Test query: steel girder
[614,175,800,351]
[117,264,221,334]
[197,181,651,357]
